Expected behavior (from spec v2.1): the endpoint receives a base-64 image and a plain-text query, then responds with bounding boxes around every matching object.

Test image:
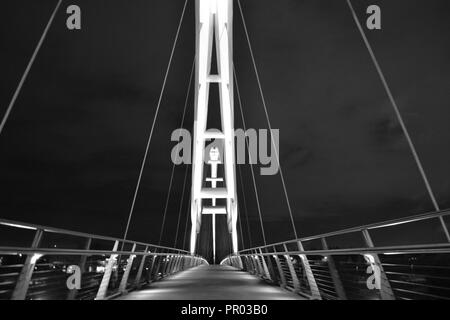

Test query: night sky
[0,0,449,261]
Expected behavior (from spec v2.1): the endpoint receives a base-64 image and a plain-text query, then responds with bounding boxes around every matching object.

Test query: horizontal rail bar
[233,243,450,257]
[0,246,205,259]
[0,218,190,254]
[239,208,450,253]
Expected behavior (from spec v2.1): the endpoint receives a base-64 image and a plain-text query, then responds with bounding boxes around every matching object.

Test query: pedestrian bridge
[1,0,450,302]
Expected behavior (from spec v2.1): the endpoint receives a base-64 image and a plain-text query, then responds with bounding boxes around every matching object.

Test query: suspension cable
[233,67,267,246]
[122,0,189,246]
[174,164,190,247]
[237,0,298,239]
[345,0,440,211]
[158,57,195,245]
[0,0,63,136]
[237,163,253,248]
[238,168,245,249]
[182,198,191,250]
[237,207,245,250]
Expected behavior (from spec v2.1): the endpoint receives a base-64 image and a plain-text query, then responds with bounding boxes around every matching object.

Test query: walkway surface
[118,265,304,300]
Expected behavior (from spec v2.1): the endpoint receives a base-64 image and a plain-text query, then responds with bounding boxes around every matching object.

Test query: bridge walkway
[118,265,304,300]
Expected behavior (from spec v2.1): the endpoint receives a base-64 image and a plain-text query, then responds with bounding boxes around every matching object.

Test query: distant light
[364,254,376,264]
[96,266,105,273]
[31,254,43,264]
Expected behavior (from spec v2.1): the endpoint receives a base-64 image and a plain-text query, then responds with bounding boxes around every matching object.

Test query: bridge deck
[118,265,304,300]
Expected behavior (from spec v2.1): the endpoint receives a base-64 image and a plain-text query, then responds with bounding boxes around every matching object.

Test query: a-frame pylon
[190,0,238,257]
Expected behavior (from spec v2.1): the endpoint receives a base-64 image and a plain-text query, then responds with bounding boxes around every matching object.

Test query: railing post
[154,251,165,279]
[245,255,252,272]
[172,254,180,273]
[11,228,44,300]
[236,255,244,269]
[262,248,277,281]
[67,237,91,300]
[149,249,160,281]
[171,255,179,273]
[178,255,185,271]
[238,256,243,269]
[253,250,264,277]
[271,245,287,288]
[253,250,264,276]
[95,240,119,300]
[321,237,347,300]
[362,229,395,300]
[272,254,287,288]
[119,243,136,294]
[297,241,322,300]
[134,246,148,288]
[173,255,180,272]
[258,249,271,280]
[283,244,300,292]
[164,255,174,275]
[247,255,253,271]
[164,255,172,275]
[247,254,255,273]
[178,256,185,271]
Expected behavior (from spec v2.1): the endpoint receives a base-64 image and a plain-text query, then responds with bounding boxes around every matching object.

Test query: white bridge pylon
[190,0,238,256]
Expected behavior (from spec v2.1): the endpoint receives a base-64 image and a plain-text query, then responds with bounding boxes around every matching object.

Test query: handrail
[0,246,207,258]
[0,217,208,300]
[232,243,450,257]
[238,208,450,253]
[222,209,450,300]
[0,217,191,253]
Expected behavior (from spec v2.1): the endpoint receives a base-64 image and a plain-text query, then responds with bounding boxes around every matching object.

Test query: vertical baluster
[273,254,286,288]
[11,229,44,300]
[134,246,149,288]
[321,237,347,300]
[119,243,137,294]
[95,240,119,300]
[263,247,277,282]
[283,244,300,292]
[148,249,159,281]
[248,255,256,274]
[362,229,395,300]
[297,241,321,300]
[258,248,271,280]
[254,250,264,277]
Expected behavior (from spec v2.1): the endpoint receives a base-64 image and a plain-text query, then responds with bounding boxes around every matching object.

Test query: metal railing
[0,218,208,300]
[221,209,450,300]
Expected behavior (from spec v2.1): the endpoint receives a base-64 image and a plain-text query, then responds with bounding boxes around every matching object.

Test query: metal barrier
[0,218,208,300]
[222,209,450,300]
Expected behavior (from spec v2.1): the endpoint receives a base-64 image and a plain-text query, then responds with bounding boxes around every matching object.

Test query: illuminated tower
[190,0,238,256]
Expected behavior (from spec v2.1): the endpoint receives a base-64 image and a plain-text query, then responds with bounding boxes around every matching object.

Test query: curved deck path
[118,265,304,300]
